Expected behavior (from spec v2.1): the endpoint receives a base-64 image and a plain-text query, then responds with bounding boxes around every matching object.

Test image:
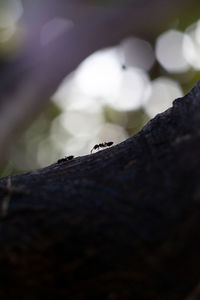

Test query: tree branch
[0,82,200,299]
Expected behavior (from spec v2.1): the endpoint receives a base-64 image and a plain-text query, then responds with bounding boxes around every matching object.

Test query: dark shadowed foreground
[1,82,200,299]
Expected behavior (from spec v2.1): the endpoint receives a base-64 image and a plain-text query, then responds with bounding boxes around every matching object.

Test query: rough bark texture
[1,82,200,299]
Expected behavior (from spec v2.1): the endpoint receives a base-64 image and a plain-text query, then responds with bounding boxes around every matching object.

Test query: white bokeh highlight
[59,110,104,138]
[74,47,151,111]
[144,77,183,118]
[53,75,103,113]
[120,37,155,71]
[156,30,190,73]
[183,20,200,70]
[75,47,122,99]
[105,67,151,111]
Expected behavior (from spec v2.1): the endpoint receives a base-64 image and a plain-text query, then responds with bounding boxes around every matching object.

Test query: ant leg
[91,144,99,153]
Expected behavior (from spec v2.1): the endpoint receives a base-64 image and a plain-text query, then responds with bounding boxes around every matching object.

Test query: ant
[57,155,74,164]
[90,141,113,153]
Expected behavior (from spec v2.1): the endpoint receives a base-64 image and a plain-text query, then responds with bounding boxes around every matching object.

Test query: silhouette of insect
[90,142,113,153]
[57,155,74,163]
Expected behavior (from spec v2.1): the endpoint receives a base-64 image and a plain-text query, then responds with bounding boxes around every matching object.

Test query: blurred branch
[0,0,197,161]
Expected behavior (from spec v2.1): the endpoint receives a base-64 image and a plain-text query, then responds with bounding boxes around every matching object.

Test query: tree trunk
[1,82,200,299]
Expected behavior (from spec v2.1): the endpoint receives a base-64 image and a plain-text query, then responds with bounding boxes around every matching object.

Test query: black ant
[90,142,113,153]
[57,155,74,164]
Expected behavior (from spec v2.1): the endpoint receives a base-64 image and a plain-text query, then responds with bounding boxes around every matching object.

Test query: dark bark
[1,82,200,299]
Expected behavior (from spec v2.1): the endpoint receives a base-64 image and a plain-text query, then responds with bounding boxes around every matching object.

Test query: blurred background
[0,0,200,176]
